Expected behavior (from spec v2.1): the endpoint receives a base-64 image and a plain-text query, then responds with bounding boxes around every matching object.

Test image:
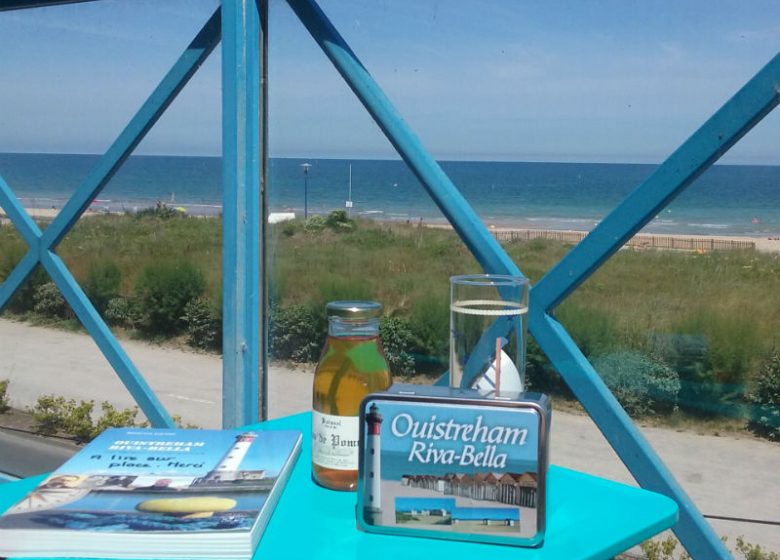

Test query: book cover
[0,427,302,559]
[358,392,547,547]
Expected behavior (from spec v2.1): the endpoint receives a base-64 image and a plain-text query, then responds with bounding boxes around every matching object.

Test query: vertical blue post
[222,0,262,428]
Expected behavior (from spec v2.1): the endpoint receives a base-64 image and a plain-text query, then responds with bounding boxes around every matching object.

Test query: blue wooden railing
[1,1,777,557]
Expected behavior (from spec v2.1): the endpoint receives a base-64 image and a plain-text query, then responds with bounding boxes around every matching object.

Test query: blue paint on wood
[0,9,221,428]
[221,0,261,428]
[533,54,780,313]
[40,252,174,428]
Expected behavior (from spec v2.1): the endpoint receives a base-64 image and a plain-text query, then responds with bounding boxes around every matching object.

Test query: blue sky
[0,0,778,163]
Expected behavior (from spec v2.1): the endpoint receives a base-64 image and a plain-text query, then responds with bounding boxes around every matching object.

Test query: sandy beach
[4,206,779,254]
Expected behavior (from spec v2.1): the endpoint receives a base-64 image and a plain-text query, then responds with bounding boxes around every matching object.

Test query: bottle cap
[326,300,382,320]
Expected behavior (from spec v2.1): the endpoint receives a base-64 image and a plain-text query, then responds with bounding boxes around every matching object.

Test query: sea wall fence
[491,229,756,251]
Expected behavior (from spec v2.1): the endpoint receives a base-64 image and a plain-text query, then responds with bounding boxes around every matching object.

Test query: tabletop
[0,412,678,560]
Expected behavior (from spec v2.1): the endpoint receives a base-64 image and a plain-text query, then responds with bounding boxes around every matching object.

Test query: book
[0,427,302,559]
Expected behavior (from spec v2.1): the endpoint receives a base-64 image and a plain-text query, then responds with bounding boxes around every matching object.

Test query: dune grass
[2,214,778,417]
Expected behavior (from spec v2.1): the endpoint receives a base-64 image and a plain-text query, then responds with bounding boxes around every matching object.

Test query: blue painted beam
[0,175,42,313]
[40,8,222,251]
[0,9,222,427]
[221,0,262,428]
[0,251,38,314]
[286,0,520,278]
[526,55,780,560]
[0,175,42,247]
[529,310,730,559]
[533,53,780,313]
[40,252,174,428]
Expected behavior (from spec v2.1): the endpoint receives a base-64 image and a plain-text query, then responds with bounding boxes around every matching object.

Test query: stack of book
[0,427,301,559]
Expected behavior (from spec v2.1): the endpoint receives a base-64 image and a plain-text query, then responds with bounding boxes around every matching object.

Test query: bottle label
[312,411,360,470]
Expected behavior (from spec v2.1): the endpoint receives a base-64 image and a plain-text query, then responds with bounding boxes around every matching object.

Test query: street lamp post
[301,162,311,219]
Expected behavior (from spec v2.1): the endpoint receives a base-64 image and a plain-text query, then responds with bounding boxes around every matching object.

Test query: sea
[1,153,779,237]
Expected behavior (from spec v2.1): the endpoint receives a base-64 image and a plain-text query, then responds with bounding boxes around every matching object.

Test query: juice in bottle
[312,301,392,491]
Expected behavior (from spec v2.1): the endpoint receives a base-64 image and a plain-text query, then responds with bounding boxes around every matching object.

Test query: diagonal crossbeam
[528,53,780,559]
[0,8,222,428]
[534,54,780,312]
[286,0,521,279]
[287,1,779,557]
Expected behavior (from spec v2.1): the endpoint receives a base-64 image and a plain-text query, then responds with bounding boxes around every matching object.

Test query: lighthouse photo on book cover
[0,428,300,534]
[361,399,540,538]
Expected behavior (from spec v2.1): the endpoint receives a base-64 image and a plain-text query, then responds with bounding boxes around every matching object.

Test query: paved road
[0,318,778,553]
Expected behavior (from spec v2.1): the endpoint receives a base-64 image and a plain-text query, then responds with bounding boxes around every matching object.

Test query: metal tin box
[357,384,550,547]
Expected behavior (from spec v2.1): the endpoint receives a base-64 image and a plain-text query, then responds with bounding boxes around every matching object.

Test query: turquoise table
[0,412,678,560]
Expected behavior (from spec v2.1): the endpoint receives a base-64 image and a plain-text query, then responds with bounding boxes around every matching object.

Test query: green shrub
[183,297,223,351]
[63,400,97,444]
[735,536,779,560]
[593,351,681,417]
[31,395,72,436]
[2,256,49,314]
[93,402,146,436]
[269,305,326,362]
[640,534,690,560]
[83,261,121,315]
[134,261,206,335]
[33,282,68,318]
[303,215,327,233]
[380,316,416,377]
[325,210,356,231]
[32,396,145,442]
[134,202,181,220]
[747,352,780,441]
[279,220,299,237]
[0,379,10,413]
[104,296,139,327]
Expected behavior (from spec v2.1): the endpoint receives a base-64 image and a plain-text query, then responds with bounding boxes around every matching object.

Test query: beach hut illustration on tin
[363,403,383,524]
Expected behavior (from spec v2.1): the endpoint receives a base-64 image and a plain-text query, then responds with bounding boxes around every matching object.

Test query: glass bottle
[312,301,392,491]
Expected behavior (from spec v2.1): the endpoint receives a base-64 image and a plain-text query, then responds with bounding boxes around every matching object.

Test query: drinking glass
[449,274,529,393]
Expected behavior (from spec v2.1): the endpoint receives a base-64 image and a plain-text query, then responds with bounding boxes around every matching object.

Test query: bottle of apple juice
[312,301,392,491]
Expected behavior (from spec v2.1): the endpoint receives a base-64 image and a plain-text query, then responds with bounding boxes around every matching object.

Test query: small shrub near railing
[32,282,69,318]
[0,379,10,414]
[747,352,780,441]
[31,395,146,444]
[635,534,778,560]
[104,296,141,328]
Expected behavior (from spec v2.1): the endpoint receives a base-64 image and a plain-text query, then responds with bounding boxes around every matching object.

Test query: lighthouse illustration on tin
[363,403,383,524]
